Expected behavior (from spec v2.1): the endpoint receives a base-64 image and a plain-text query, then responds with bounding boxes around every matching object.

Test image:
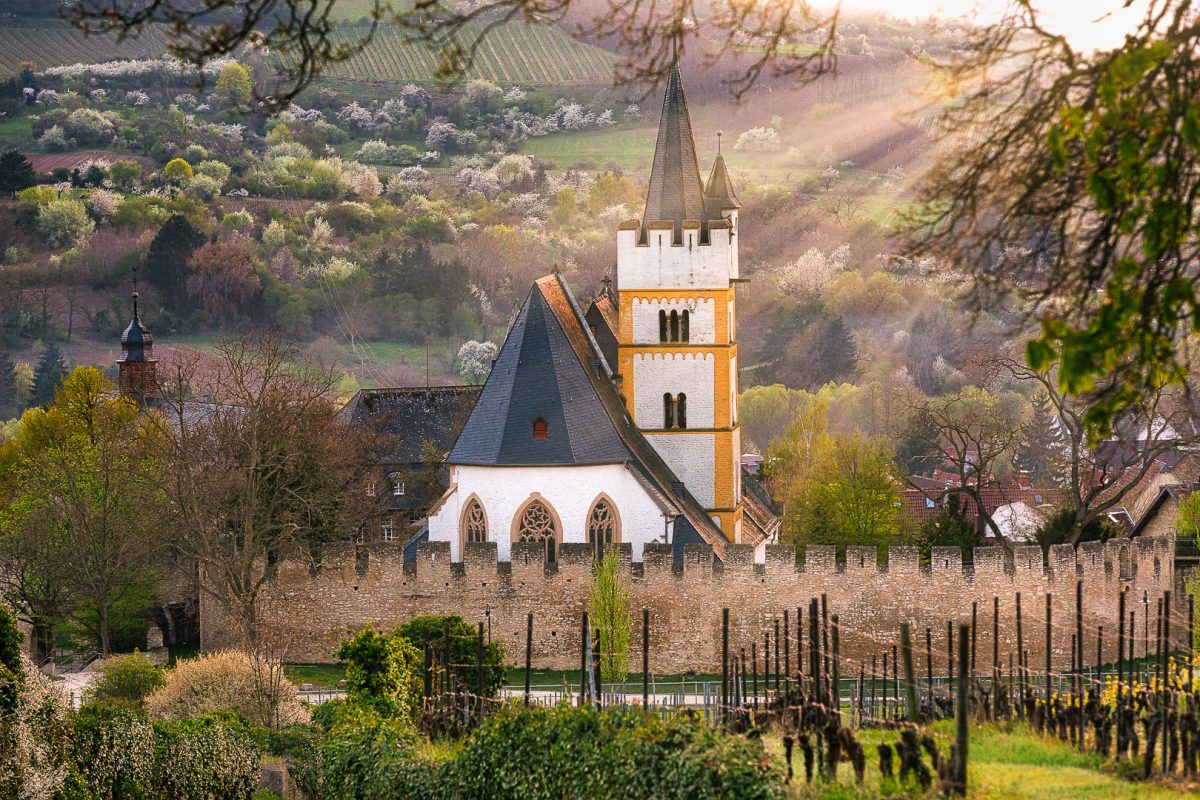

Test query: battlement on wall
[205,535,1173,670]
[266,536,1171,585]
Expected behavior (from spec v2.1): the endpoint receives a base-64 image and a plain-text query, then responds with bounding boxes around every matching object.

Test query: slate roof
[642,66,707,233]
[704,153,740,217]
[448,281,630,466]
[448,273,730,556]
[585,292,618,369]
[340,386,481,463]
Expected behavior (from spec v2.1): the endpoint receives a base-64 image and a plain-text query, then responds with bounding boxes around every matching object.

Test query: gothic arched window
[462,497,487,548]
[514,497,559,561]
[587,497,618,558]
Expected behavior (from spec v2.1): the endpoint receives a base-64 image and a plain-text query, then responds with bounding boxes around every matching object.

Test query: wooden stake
[901,623,918,724]
[524,612,533,706]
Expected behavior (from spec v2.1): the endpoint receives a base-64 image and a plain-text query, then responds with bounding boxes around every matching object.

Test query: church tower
[615,68,744,542]
[117,291,157,402]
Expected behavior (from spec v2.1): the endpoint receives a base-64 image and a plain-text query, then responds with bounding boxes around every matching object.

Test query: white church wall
[632,353,715,428]
[630,297,716,344]
[616,226,736,290]
[427,463,672,561]
[645,433,716,507]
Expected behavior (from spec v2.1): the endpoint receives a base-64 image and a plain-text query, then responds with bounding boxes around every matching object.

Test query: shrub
[733,127,783,152]
[356,139,392,164]
[437,705,785,800]
[38,124,73,152]
[73,702,155,798]
[145,650,309,728]
[221,210,254,229]
[161,158,193,184]
[38,198,95,247]
[64,108,116,145]
[336,628,421,724]
[87,188,121,221]
[18,185,57,207]
[184,173,221,200]
[319,710,435,800]
[393,615,505,698]
[85,653,165,707]
[0,655,74,799]
[152,715,260,800]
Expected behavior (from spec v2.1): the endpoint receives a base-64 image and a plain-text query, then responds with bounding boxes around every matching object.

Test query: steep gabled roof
[643,67,707,229]
[447,280,629,466]
[704,153,740,216]
[585,292,618,369]
[340,386,480,463]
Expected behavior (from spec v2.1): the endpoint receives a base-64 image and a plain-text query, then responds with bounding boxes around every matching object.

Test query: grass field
[285,663,347,687]
[768,722,1193,799]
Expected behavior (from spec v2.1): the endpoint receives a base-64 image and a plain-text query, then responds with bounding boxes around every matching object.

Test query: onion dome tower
[117,291,157,401]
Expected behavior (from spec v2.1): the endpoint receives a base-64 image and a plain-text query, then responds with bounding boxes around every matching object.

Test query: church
[425,67,779,564]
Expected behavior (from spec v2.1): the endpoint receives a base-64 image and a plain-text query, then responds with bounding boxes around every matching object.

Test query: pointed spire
[642,67,706,234]
[704,149,741,216]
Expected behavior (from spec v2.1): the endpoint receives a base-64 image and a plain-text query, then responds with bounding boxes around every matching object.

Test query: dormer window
[388,473,404,496]
[532,418,548,439]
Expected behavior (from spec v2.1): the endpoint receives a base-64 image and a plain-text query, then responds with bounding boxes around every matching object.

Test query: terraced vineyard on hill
[0,23,170,73]
[0,21,616,86]
[291,22,616,86]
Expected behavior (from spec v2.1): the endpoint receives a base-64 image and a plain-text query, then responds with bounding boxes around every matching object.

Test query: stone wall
[200,537,1175,673]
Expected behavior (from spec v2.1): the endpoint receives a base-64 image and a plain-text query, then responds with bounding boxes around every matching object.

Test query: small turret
[117,291,157,401]
[704,133,741,220]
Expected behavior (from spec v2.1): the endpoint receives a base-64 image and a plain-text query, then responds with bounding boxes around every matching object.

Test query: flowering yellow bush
[145,650,309,727]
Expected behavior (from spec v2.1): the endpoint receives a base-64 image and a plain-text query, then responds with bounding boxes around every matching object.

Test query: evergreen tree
[0,150,35,196]
[29,343,66,409]
[1012,392,1065,486]
[0,350,17,419]
[919,494,979,565]
[145,214,206,311]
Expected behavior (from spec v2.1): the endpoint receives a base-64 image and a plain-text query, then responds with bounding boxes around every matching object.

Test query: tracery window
[587,498,617,558]
[515,498,558,561]
[463,498,487,544]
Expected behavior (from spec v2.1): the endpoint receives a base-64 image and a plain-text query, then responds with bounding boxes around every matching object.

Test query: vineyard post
[783,609,790,690]
[764,631,770,702]
[882,650,889,721]
[832,614,841,719]
[476,621,484,710]
[1045,594,1052,699]
[1096,626,1103,687]
[797,606,804,680]
[1016,592,1025,718]
[1162,590,1171,775]
[971,601,978,678]
[1189,594,1195,689]
[871,655,877,719]
[580,611,589,706]
[900,623,918,724]
[1116,591,1125,760]
[642,607,650,710]
[1070,634,1077,747]
[926,627,933,717]
[752,641,759,711]
[893,645,899,719]
[423,642,432,699]
[947,620,954,715]
[954,622,970,796]
[775,618,781,695]
[1075,579,1084,740]
[993,595,1000,716]
[822,594,831,699]
[524,612,532,707]
[810,598,821,705]
[721,608,729,722]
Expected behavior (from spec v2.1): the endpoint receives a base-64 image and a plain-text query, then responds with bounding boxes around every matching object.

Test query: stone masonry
[200,537,1174,673]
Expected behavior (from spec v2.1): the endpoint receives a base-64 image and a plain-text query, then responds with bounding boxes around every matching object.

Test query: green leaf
[1182,108,1200,151]
[1025,338,1055,371]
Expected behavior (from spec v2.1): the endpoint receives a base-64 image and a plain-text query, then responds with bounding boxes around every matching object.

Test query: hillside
[0,20,616,86]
